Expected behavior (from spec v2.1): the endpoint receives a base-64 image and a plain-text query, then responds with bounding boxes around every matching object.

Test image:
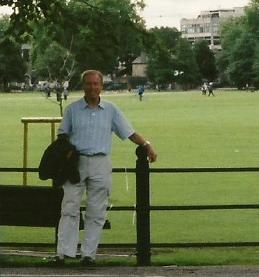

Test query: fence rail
[2,166,259,173]
[1,147,259,265]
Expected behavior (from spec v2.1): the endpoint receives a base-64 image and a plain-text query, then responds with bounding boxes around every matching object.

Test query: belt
[80,153,106,157]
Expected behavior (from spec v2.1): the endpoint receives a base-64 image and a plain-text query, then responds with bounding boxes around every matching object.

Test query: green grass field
[1,89,259,265]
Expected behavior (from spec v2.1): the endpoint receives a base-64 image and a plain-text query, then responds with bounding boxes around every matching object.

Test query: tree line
[0,0,258,91]
[217,0,259,89]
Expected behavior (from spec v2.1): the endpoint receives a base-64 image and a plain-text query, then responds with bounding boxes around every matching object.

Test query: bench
[0,185,110,246]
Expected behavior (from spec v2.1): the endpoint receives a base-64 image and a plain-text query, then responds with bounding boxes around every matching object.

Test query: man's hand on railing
[145,143,157,163]
[128,133,157,163]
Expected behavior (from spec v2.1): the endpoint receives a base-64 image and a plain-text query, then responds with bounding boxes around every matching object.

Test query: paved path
[2,266,259,277]
[2,250,259,276]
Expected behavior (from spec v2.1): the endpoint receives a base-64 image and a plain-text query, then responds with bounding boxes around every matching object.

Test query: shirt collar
[79,97,105,109]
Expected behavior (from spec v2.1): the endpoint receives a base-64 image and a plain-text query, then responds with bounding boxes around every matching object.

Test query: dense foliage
[0,0,258,90]
[193,40,217,82]
[0,0,148,89]
[218,0,259,88]
[0,16,26,91]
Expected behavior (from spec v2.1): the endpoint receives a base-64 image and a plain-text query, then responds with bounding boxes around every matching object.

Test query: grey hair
[81,70,103,84]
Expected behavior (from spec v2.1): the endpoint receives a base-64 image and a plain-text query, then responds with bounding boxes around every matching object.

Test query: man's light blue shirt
[58,98,135,155]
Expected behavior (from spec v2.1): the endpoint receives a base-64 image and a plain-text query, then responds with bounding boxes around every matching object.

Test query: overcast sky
[141,0,250,29]
[0,0,250,30]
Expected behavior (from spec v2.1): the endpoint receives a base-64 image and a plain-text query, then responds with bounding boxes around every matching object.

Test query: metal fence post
[135,145,151,266]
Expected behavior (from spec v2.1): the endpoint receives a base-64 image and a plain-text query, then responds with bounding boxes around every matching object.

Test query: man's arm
[128,132,157,163]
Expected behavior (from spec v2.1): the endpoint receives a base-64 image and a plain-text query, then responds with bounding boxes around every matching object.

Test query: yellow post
[51,122,56,142]
[21,117,62,186]
[23,122,28,186]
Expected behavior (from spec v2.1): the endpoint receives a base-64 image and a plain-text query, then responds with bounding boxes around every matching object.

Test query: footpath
[2,265,259,276]
[2,250,259,276]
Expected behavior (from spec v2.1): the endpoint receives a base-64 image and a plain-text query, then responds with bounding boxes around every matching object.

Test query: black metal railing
[1,146,259,265]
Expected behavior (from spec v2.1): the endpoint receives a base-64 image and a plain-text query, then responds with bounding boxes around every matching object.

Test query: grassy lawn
[1,89,259,265]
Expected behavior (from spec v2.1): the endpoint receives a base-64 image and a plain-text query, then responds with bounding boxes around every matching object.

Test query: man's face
[83,73,103,99]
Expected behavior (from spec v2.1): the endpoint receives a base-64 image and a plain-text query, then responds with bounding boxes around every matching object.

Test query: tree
[64,0,147,76]
[219,17,258,88]
[146,27,181,88]
[33,41,76,82]
[31,20,77,83]
[146,27,201,89]
[246,0,259,38]
[3,0,148,82]
[174,38,201,89]
[193,40,217,82]
[0,37,27,91]
[0,17,26,91]
[147,46,176,88]
[215,50,230,86]
[253,43,259,86]
[227,32,256,89]
[0,15,9,39]
[218,1,259,88]
[0,0,66,38]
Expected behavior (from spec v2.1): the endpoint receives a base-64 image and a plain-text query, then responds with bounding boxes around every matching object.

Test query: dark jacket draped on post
[39,136,80,186]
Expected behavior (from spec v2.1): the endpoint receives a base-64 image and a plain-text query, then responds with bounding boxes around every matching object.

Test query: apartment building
[180,7,245,51]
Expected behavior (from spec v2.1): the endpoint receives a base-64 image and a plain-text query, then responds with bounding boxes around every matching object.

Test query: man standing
[54,70,157,266]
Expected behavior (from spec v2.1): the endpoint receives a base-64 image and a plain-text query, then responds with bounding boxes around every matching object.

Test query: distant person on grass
[138,85,145,101]
[201,83,207,95]
[55,80,63,102]
[63,87,69,100]
[63,81,69,100]
[52,69,157,266]
[44,83,51,98]
[208,82,215,97]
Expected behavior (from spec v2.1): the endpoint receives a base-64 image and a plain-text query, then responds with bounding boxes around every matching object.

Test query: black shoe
[44,256,65,266]
[81,256,96,266]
